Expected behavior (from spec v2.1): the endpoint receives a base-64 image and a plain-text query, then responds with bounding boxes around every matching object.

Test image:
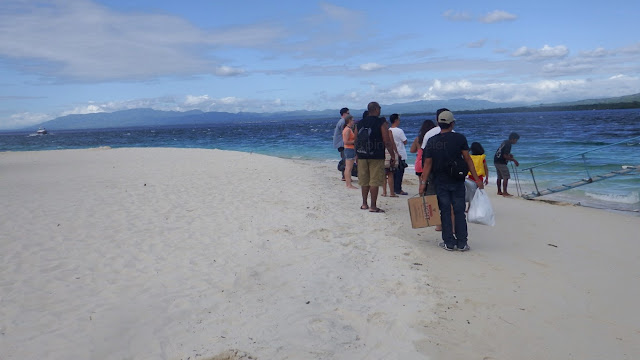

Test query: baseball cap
[437,110,455,124]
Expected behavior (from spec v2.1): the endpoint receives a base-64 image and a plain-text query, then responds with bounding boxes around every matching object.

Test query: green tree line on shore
[455,101,640,114]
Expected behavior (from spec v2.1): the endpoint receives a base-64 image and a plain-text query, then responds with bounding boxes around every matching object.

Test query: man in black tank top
[355,101,397,213]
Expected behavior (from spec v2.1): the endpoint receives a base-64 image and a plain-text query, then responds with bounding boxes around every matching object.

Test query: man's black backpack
[447,157,469,181]
[355,124,374,157]
[435,132,469,181]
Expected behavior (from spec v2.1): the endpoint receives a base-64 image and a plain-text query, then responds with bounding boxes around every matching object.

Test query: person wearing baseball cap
[419,110,484,251]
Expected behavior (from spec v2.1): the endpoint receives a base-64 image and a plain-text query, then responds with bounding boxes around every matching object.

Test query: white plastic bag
[468,189,495,226]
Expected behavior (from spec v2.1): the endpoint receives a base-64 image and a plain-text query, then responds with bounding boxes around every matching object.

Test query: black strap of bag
[438,133,468,181]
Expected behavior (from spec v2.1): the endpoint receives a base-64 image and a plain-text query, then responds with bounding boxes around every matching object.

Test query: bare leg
[381,173,388,196]
[345,160,357,189]
[361,186,370,209]
[497,178,503,195]
[388,172,396,196]
[502,179,513,196]
[370,186,381,211]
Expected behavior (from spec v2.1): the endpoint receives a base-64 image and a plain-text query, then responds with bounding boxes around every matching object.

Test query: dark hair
[509,132,520,140]
[435,108,450,120]
[340,107,349,116]
[418,120,436,143]
[438,122,452,130]
[390,113,399,124]
[470,142,485,155]
[362,110,369,119]
[367,102,381,112]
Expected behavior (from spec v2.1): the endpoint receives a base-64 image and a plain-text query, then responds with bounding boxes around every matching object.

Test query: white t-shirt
[390,127,407,160]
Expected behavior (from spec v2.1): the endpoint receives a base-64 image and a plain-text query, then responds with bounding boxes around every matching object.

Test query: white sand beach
[1,148,639,360]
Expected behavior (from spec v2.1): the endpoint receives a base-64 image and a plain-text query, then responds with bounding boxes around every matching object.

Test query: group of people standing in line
[333,106,411,197]
[333,102,520,252]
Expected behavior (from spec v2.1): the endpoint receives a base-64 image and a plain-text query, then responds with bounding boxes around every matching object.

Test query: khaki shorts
[495,163,510,179]
[357,159,385,187]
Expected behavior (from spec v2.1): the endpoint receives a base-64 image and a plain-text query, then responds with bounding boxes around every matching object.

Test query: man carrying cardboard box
[419,110,483,252]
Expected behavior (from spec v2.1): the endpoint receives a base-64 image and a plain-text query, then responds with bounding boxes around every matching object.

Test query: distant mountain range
[27,93,640,131]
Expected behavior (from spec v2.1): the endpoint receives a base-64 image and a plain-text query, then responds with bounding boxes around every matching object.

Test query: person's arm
[483,159,489,185]
[463,150,484,189]
[502,142,519,166]
[389,130,398,155]
[333,119,344,146]
[504,153,519,166]
[409,136,419,153]
[419,158,432,194]
[381,122,396,166]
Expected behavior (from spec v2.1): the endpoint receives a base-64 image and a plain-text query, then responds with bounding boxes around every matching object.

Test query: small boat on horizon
[36,127,48,135]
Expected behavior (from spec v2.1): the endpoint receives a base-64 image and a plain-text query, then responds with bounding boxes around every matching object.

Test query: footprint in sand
[206,349,256,360]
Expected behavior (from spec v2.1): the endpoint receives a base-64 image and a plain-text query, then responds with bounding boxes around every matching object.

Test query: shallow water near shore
[1,109,638,214]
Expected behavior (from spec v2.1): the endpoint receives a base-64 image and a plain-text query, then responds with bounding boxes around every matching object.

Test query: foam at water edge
[585,191,639,204]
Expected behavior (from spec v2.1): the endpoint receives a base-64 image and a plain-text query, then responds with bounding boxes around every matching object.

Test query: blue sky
[1,0,639,129]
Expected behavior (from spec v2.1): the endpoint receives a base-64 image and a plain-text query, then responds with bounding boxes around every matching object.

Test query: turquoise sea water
[1,109,639,214]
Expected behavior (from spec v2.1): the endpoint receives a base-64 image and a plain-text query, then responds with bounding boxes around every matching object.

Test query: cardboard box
[407,195,441,228]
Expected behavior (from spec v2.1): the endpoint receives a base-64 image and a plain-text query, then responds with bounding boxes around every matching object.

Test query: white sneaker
[439,242,455,251]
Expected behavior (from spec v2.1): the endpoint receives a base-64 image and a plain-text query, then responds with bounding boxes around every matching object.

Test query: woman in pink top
[341,115,358,189]
[409,119,436,178]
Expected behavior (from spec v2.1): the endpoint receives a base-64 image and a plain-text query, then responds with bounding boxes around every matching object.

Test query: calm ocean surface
[2,109,639,214]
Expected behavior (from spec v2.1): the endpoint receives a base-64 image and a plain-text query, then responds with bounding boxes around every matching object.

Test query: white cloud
[428,79,474,94]
[318,2,354,21]
[444,9,517,24]
[389,84,417,98]
[287,2,366,60]
[580,47,608,58]
[609,74,638,81]
[479,10,517,24]
[42,94,292,119]
[360,63,385,71]
[618,42,640,54]
[215,66,245,76]
[467,39,487,48]
[60,104,107,116]
[2,112,51,129]
[184,95,212,106]
[5,69,639,130]
[513,45,569,60]
[219,97,240,105]
[542,60,595,76]
[532,79,587,91]
[0,0,285,81]
[443,10,473,21]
